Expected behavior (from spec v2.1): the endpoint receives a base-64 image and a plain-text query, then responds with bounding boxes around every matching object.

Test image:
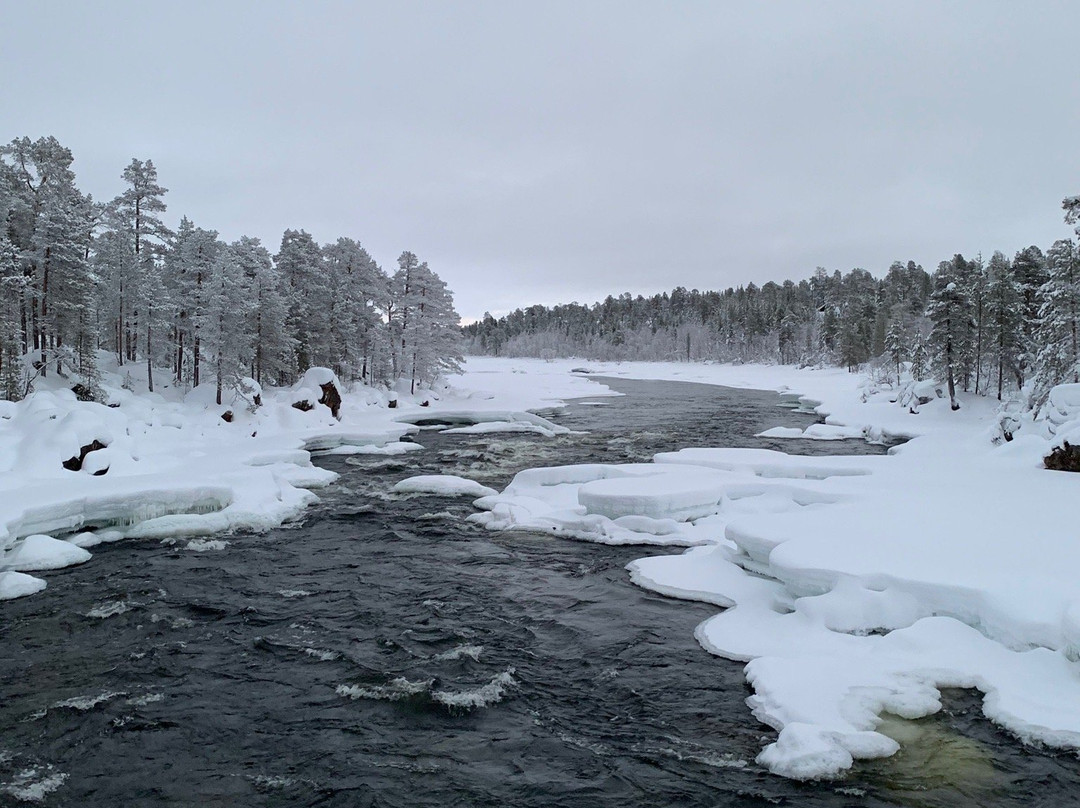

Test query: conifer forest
[0,136,464,404]
[466,206,1080,412]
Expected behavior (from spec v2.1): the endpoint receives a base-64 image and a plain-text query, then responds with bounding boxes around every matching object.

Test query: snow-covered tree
[234,236,291,385]
[0,233,25,399]
[203,241,253,404]
[101,158,172,390]
[984,251,1023,399]
[910,331,928,382]
[276,229,329,378]
[398,261,463,392]
[884,317,906,386]
[1012,245,1046,382]
[928,260,973,410]
[1032,238,1080,404]
[322,237,384,381]
[168,218,222,387]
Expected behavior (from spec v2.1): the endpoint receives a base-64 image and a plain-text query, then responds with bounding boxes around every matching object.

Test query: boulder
[1045,441,1080,472]
[70,383,96,402]
[221,410,234,423]
[62,439,108,473]
[319,381,342,419]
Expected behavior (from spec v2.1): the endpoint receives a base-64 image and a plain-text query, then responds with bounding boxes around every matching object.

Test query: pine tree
[168,219,222,388]
[0,233,25,399]
[399,261,463,392]
[204,242,252,405]
[234,236,291,385]
[276,229,328,378]
[322,237,384,380]
[110,158,172,390]
[0,136,93,382]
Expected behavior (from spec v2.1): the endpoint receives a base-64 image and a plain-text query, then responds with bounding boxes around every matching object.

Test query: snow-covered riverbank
[5,353,1079,783]
[457,356,1080,780]
[0,355,604,601]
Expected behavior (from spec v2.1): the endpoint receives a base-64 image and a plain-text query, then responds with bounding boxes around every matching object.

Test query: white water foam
[85,599,133,619]
[0,766,68,803]
[432,644,484,662]
[432,669,517,710]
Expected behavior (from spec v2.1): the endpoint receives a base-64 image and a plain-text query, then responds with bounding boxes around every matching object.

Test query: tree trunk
[255,311,262,384]
[147,320,154,393]
[39,247,50,377]
[117,279,125,366]
[945,337,959,410]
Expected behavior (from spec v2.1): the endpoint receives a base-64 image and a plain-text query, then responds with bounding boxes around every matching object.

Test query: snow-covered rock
[392,475,497,498]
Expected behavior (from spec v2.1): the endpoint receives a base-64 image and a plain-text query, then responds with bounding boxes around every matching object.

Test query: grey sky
[4,1,1079,321]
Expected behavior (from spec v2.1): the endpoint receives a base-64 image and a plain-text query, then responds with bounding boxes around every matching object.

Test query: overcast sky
[4,1,1079,321]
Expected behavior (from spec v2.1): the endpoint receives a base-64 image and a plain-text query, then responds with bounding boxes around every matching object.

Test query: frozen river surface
[1,378,1077,807]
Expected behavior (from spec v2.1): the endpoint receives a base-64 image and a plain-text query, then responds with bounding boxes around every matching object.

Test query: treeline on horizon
[465,200,1080,409]
[0,135,464,405]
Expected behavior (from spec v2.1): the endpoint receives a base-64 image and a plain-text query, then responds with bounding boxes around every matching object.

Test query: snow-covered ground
[458,356,1080,780]
[4,353,1079,783]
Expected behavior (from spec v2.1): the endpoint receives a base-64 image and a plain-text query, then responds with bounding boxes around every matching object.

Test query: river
[1,377,1077,807]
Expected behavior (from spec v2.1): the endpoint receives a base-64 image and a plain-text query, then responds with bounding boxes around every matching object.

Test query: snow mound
[392,475,497,498]
[0,570,47,600]
[1042,383,1080,436]
[3,534,91,572]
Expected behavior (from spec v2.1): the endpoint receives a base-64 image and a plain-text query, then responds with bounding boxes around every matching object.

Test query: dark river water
[2,377,1079,807]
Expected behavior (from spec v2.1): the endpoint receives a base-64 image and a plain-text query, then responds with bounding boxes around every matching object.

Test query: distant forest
[465,202,1080,409]
[0,136,464,404]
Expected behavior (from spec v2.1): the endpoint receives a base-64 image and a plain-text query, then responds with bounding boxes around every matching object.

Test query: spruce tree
[1033,238,1080,404]
[984,251,1023,399]
[928,261,973,410]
